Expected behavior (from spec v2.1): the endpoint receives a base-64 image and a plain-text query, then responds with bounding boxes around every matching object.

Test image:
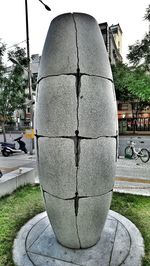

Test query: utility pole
[24,0,51,154]
[25,0,34,154]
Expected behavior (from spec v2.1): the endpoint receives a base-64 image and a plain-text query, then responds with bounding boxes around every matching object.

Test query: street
[119,135,150,156]
[115,157,150,196]
[0,152,36,174]
[0,132,33,154]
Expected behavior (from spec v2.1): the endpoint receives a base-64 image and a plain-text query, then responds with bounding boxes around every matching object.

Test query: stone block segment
[35,76,77,137]
[78,138,116,196]
[44,192,80,249]
[38,13,112,80]
[38,13,77,79]
[73,13,113,79]
[77,192,112,248]
[38,138,76,199]
[78,76,117,138]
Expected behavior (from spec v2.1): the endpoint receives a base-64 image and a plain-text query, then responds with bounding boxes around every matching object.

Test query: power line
[6,40,26,50]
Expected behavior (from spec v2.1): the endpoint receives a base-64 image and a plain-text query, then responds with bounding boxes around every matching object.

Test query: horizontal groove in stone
[35,134,118,139]
[37,73,113,84]
[43,189,113,201]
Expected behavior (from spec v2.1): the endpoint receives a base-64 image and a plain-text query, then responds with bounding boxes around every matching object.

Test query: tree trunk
[2,121,6,142]
[131,103,136,134]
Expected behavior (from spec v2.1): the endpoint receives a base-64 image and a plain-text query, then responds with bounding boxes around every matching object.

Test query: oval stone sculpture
[35,13,118,249]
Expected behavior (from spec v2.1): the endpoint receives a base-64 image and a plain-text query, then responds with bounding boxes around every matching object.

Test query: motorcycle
[0,136,28,157]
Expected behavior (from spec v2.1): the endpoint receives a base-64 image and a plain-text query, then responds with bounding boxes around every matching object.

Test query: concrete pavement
[0,152,36,174]
[114,157,150,196]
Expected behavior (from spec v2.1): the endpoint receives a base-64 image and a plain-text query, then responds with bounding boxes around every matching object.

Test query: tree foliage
[127,5,150,71]
[0,41,6,81]
[112,62,150,101]
[0,43,28,140]
[113,4,150,120]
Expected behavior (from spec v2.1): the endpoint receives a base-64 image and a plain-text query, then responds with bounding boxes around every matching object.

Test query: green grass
[0,185,45,266]
[111,193,150,266]
[0,186,149,265]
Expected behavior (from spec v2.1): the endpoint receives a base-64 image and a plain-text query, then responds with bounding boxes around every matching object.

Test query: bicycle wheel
[140,149,149,163]
[124,146,133,159]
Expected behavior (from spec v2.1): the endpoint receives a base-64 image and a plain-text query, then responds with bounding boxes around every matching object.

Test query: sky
[0,0,150,63]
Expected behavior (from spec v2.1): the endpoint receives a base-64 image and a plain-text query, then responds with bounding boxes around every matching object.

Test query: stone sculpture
[35,13,118,249]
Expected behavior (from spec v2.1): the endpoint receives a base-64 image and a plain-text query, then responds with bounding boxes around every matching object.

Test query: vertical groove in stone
[109,220,119,265]
[116,135,118,162]
[72,13,81,196]
[42,188,47,204]
[72,13,81,132]
[75,215,82,249]
[72,14,79,70]
[76,68,81,131]
[74,131,81,167]
[72,13,81,248]
[74,192,79,216]
[36,84,39,102]
[75,167,79,194]
[35,132,40,164]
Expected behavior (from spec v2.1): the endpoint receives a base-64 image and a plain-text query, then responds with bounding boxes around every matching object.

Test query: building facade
[118,102,150,134]
[100,22,150,134]
[99,22,122,65]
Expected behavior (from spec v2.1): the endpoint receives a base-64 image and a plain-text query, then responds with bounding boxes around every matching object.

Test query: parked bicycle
[125,140,149,163]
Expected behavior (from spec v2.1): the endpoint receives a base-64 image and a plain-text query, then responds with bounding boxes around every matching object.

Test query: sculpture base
[13,211,144,266]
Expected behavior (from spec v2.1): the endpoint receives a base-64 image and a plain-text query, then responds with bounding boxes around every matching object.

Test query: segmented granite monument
[35,13,118,249]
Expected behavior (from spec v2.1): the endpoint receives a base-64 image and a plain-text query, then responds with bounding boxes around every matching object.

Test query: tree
[112,62,150,101]
[112,62,150,131]
[112,62,135,102]
[127,5,150,71]
[0,41,6,79]
[124,5,150,132]
[0,43,28,141]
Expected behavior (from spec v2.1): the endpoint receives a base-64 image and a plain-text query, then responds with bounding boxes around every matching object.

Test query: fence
[119,118,150,134]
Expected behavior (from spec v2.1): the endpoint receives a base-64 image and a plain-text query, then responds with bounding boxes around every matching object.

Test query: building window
[118,103,129,111]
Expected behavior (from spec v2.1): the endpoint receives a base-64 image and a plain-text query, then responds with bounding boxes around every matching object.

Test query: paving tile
[110,222,131,265]
[13,211,144,266]
[28,252,79,266]
[27,214,117,265]
[26,216,50,250]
